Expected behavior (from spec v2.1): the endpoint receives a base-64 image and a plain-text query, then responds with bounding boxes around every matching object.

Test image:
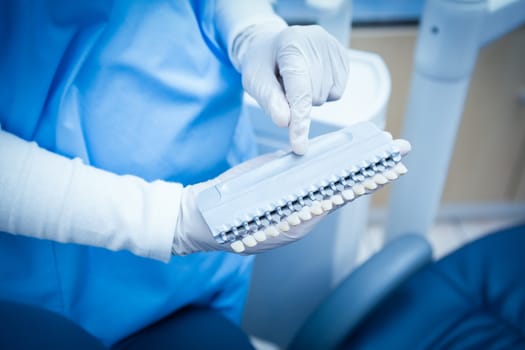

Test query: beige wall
[349,26,525,207]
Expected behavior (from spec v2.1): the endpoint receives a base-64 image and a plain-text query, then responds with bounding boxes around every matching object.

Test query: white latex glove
[172,153,323,255]
[233,24,350,155]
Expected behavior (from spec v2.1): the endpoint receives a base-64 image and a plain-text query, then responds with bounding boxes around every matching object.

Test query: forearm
[0,128,181,262]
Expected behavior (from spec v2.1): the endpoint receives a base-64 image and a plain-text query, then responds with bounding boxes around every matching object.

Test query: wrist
[171,182,220,256]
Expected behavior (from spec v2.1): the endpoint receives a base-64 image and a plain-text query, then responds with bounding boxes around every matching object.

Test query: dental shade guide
[197,122,411,253]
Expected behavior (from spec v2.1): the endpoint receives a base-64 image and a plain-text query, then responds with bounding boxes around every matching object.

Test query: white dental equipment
[386,0,525,240]
[197,121,410,253]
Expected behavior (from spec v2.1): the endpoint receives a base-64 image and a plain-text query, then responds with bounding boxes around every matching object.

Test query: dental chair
[289,223,525,350]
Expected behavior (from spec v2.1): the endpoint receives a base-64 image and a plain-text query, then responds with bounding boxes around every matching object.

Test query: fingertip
[292,140,308,155]
[394,138,412,156]
[290,129,309,155]
[289,113,311,155]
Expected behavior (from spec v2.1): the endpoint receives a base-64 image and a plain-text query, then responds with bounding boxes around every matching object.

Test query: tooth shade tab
[353,183,366,195]
[342,189,355,201]
[242,235,257,247]
[394,163,408,175]
[321,200,333,211]
[310,201,323,216]
[373,174,388,185]
[364,179,378,190]
[394,138,412,156]
[265,226,280,237]
[384,169,398,180]
[298,207,312,221]
[332,194,344,205]
[253,231,267,242]
[277,221,291,232]
[287,213,301,226]
[231,241,245,253]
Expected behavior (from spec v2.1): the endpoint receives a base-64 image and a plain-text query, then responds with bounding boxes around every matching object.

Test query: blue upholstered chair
[290,223,525,350]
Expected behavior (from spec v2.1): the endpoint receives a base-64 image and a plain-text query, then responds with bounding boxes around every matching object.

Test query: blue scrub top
[0,0,256,346]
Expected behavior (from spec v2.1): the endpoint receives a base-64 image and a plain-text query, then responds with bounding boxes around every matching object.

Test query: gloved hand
[172,153,323,255]
[233,24,350,155]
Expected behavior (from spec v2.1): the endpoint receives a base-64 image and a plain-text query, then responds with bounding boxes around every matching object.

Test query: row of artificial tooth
[228,162,408,253]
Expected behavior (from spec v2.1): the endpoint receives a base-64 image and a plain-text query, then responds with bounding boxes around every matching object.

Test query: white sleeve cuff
[0,127,182,262]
